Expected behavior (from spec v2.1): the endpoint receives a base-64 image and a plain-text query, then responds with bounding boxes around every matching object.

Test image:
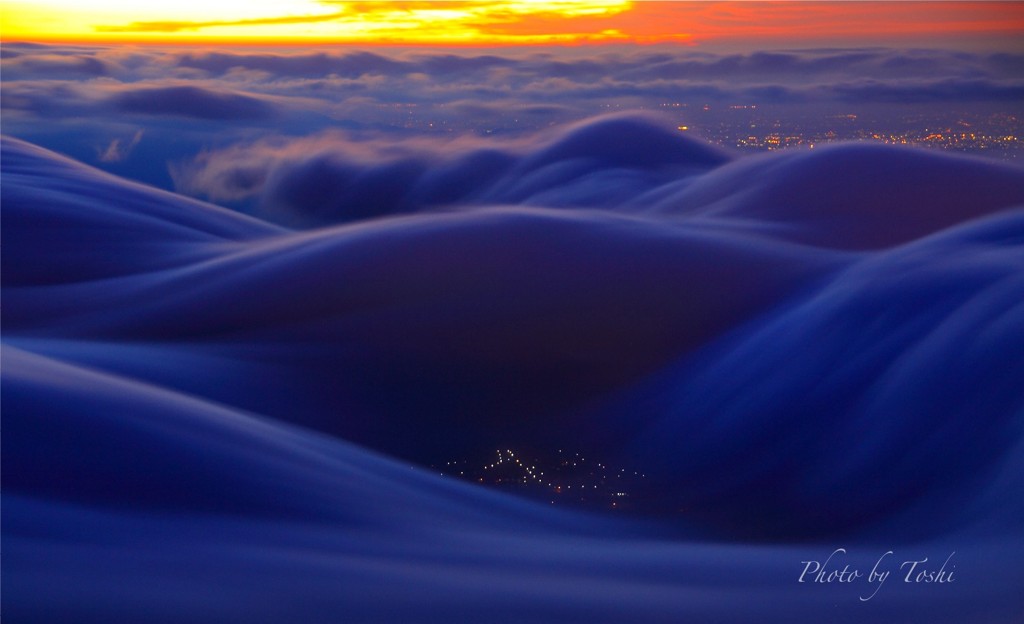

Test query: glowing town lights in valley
[437,448,646,510]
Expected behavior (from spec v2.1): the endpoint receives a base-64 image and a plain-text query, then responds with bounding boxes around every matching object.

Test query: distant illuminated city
[672,104,1022,158]
[436,449,647,510]
[371,101,1022,161]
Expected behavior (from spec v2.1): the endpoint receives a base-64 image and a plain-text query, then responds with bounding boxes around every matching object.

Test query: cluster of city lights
[439,448,646,509]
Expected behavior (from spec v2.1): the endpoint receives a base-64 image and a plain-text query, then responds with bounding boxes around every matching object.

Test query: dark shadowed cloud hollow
[2,106,1024,622]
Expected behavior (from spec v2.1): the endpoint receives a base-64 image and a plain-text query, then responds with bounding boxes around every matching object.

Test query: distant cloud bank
[2,43,1022,205]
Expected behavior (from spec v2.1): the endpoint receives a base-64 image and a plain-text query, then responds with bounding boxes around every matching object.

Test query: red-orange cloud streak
[2,1,1021,47]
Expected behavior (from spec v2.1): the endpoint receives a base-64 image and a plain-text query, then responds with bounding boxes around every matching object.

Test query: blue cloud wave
[2,115,1023,621]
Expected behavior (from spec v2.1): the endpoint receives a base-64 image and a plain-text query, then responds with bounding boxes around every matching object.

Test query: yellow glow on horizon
[3,2,1022,47]
[1,0,639,45]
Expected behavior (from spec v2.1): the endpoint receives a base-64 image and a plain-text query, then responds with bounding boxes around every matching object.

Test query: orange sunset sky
[3,1,1023,48]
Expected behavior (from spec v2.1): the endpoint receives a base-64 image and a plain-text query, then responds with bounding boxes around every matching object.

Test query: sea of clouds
[3,42,1024,622]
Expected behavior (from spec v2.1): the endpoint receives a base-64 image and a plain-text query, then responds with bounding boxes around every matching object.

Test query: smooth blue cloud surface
[3,108,1024,621]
